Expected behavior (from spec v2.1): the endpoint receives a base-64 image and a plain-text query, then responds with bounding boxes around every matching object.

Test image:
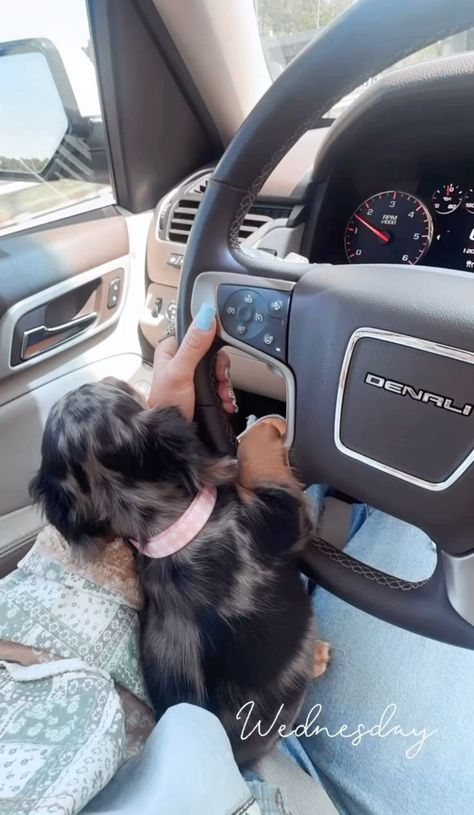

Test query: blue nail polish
[195,302,216,331]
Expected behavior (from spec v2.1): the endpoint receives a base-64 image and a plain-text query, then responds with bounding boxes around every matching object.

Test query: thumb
[173,303,217,375]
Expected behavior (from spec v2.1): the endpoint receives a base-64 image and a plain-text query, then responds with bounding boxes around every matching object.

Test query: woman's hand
[148,303,238,421]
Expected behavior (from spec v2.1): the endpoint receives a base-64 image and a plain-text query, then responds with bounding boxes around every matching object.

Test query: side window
[0,0,113,236]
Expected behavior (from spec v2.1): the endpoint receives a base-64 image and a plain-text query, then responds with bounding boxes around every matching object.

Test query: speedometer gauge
[345,191,433,265]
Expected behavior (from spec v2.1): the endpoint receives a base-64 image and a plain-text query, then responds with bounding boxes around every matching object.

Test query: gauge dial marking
[345,191,433,265]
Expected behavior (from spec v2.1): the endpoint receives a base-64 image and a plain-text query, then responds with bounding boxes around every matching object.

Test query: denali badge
[365,373,473,417]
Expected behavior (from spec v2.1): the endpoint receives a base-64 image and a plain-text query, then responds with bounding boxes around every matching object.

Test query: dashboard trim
[334,327,474,491]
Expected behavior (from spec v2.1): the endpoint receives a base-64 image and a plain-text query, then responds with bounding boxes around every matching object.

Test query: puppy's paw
[313,640,331,678]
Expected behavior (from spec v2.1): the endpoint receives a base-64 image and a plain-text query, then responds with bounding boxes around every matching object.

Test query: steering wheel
[178,0,474,649]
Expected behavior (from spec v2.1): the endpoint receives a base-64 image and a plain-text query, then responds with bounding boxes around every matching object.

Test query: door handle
[20,312,97,361]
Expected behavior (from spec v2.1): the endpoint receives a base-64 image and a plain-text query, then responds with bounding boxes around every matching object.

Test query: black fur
[30,379,316,765]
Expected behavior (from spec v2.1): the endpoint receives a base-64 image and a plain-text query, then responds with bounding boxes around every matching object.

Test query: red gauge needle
[354,213,390,243]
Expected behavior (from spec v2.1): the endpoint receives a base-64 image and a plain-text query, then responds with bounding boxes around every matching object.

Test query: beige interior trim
[262,129,328,198]
[28,217,129,278]
[226,347,286,401]
[152,1,328,198]
[153,0,270,145]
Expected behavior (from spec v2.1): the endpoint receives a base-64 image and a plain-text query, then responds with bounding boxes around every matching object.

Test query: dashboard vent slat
[165,173,292,245]
[168,198,200,243]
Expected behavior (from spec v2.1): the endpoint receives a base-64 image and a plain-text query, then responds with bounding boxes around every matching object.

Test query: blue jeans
[295,505,474,814]
[85,493,474,815]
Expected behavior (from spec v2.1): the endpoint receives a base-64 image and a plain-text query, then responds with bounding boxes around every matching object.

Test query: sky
[0,51,67,159]
[1,0,101,159]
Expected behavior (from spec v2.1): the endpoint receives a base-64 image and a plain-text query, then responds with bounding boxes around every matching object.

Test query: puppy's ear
[135,406,206,492]
[29,468,110,552]
[29,469,74,539]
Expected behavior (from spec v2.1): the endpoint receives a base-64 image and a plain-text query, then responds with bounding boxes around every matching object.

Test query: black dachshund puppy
[30,378,328,765]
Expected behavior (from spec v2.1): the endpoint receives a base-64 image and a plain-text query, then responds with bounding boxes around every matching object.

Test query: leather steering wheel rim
[178,0,474,648]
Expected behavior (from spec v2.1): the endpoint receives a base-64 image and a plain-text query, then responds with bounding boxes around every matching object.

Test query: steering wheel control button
[237,304,253,323]
[217,284,290,360]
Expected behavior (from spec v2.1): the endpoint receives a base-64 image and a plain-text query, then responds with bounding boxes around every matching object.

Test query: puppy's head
[29,378,220,549]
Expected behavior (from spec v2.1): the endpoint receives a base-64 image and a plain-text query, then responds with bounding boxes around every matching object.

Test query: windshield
[255,0,474,118]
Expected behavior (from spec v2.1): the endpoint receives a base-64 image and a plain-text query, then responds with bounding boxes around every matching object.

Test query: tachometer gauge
[432,183,463,214]
[345,191,433,265]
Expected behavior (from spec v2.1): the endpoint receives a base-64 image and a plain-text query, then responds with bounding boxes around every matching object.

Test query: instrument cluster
[343,181,474,272]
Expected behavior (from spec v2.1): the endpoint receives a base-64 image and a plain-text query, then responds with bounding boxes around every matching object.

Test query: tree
[254,0,354,38]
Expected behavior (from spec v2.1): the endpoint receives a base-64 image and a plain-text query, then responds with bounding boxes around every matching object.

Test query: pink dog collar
[130,487,217,558]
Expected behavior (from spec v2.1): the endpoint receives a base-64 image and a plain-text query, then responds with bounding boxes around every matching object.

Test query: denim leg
[295,510,474,815]
[83,703,260,815]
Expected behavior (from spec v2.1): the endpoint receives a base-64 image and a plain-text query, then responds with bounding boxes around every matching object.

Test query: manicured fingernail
[195,302,216,331]
[224,365,231,382]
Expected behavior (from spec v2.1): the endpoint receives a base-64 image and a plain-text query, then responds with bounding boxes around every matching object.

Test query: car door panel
[0,217,129,321]
[0,211,153,563]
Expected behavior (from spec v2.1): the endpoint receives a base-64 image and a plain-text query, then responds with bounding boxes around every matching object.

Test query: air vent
[167,195,292,245]
[238,206,291,241]
[168,199,200,244]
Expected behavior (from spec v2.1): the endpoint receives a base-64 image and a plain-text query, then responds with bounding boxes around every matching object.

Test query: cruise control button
[237,324,247,335]
[263,334,274,346]
[254,311,264,323]
[270,299,284,313]
[226,306,236,315]
[243,293,254,304]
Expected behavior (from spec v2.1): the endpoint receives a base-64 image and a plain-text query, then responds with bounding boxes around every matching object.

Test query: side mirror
[0,38,107,183]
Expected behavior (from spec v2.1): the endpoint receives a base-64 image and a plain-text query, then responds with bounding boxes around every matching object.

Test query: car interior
[1,4,474,806]
[0,0,325,576]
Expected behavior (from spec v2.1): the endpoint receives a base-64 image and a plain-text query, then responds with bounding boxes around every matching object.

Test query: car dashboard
[310,168,474,274]
[145,54,474,403]
[307,53,474,276]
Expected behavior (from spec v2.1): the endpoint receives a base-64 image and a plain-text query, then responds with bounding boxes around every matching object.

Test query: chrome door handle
[20,312,97,360]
